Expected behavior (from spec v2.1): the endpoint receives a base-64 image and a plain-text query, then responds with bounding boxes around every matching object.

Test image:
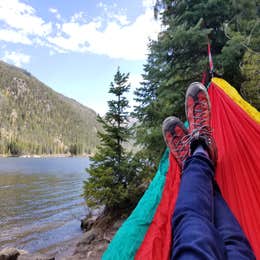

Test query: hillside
[0,60,99,155]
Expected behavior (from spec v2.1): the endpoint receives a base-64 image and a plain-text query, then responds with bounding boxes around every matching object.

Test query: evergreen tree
[84,69,150,212]
[240,52,260,110]
[134,0,259,165]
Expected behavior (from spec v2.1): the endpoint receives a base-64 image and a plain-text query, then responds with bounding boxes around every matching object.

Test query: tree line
[1,139,90,156]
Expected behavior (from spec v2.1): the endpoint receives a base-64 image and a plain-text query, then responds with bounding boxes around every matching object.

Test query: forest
[0,61,100,156]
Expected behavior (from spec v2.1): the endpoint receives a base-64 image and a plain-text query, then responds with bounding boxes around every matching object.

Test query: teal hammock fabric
[102,149,170,260]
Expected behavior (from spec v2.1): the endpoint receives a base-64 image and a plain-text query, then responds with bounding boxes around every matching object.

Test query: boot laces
[170,134,190,161]
[193,101,209,129]
[188,126,213,143]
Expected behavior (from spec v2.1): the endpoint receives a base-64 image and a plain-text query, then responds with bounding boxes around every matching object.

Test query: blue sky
[0,0,161,115]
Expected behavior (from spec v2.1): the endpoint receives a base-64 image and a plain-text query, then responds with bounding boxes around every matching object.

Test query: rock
[70,213,126,259]
[82,233,96,245]
[72,240,108,260]
[112,219,124,229]
[0,248,54,260]
[85,240,108,260]
[72,227,108,260]
[0,247,20,260]
[16,251,27,256]
[95,240,108,254]
[18,253,55,260]
[103,219,124,242]
[80,207,105,231]
[77,230,97,247]
[80,216,98,232]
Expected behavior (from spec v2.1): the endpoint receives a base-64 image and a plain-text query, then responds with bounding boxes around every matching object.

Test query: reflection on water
[0,157,89,254]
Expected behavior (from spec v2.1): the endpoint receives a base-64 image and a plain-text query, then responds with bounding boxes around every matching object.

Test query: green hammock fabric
[102,149,170,260]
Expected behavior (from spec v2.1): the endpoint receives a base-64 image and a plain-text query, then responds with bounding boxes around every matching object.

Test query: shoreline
[0,153,93,158]
[0,211,123,260]
[38,234,83,260]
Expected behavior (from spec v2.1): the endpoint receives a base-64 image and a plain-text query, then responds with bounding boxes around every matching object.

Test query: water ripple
[0,157,90,254]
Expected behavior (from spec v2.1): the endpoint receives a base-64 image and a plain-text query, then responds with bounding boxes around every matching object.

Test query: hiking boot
[185,82,217,165]
[162,116,189,169]
[185,82,211,132]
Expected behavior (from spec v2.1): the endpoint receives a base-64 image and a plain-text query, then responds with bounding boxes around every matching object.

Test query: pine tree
[84,69,149,212]
[134,0,259,164]
[240,51,260,110]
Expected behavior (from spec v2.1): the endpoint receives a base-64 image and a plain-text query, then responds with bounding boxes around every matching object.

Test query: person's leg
[171,152,225,260]
[163,82,224,259]
[169,83,224,259]
[214,185,255,259]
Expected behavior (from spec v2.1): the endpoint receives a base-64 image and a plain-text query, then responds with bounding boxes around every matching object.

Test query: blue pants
[171,154,255,259]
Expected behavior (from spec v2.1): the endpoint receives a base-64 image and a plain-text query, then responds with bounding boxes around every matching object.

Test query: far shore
[0,153,94,158]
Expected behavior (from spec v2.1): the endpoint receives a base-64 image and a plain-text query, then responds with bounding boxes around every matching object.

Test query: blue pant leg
[214,188,255,259]
[171,154,225,260]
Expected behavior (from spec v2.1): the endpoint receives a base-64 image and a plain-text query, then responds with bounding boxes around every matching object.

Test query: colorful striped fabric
[103,78,260,259]
[102,149,171,260]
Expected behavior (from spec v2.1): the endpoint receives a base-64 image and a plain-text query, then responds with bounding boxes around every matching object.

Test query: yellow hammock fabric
[212,78,260,123]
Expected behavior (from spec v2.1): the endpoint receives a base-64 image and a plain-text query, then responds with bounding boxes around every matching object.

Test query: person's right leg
[214,185,255,259]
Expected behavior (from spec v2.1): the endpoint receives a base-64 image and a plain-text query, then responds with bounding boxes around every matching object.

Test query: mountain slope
[0,60,99,155]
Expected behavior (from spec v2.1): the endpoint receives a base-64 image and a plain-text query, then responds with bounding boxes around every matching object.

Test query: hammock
[102,78,260,260]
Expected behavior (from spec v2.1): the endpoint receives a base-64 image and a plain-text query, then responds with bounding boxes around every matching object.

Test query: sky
[0,0,161,115]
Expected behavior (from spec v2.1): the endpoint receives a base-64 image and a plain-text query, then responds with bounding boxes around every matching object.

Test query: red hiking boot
[185,82,217,165]
[162,116,189,169]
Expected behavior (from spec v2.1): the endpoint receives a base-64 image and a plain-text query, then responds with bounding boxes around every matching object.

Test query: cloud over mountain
[0,0,160,63]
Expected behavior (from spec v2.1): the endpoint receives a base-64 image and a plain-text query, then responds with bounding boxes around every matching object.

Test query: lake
[0,157,90,257]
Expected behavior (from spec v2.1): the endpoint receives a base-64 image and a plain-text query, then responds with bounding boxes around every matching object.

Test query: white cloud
[112,14,129,26]
[70,12,86,23]
[0,29,31,44]
[48,20,102,53]
[0,0,52,37]
[0,0,161,61]
[97,2,129,26]
[142,0,157,9]
[48,7,160,60]
[49,8,58,14]
[49,7,61,20]
[2,51,30,67]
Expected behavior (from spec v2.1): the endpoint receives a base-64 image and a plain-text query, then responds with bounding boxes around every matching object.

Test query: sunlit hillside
[0,60,100,155]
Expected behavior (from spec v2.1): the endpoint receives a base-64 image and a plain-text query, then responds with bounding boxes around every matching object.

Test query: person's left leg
[171,152,225,260]
[213,184,255,259]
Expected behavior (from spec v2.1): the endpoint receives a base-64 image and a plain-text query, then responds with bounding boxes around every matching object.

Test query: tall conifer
[134,0,259,165]
[84,69,149,212]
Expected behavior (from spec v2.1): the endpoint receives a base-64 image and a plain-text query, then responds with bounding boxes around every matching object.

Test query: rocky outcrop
[0,248,55,260]
[18,253,54,260]
[66,216,125,260]
[0,248,20,260]
[1,209,124,260]
[80,216,98,232]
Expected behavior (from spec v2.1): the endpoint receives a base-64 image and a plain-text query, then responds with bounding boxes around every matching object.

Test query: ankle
[193,145,209,158]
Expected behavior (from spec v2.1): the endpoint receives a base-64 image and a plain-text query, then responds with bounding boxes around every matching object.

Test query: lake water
[0,157,90,257]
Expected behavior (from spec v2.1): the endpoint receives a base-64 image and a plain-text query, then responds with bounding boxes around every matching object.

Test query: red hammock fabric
[135,153,180,260]
[135,82,260,259]
[210,82,260,257]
